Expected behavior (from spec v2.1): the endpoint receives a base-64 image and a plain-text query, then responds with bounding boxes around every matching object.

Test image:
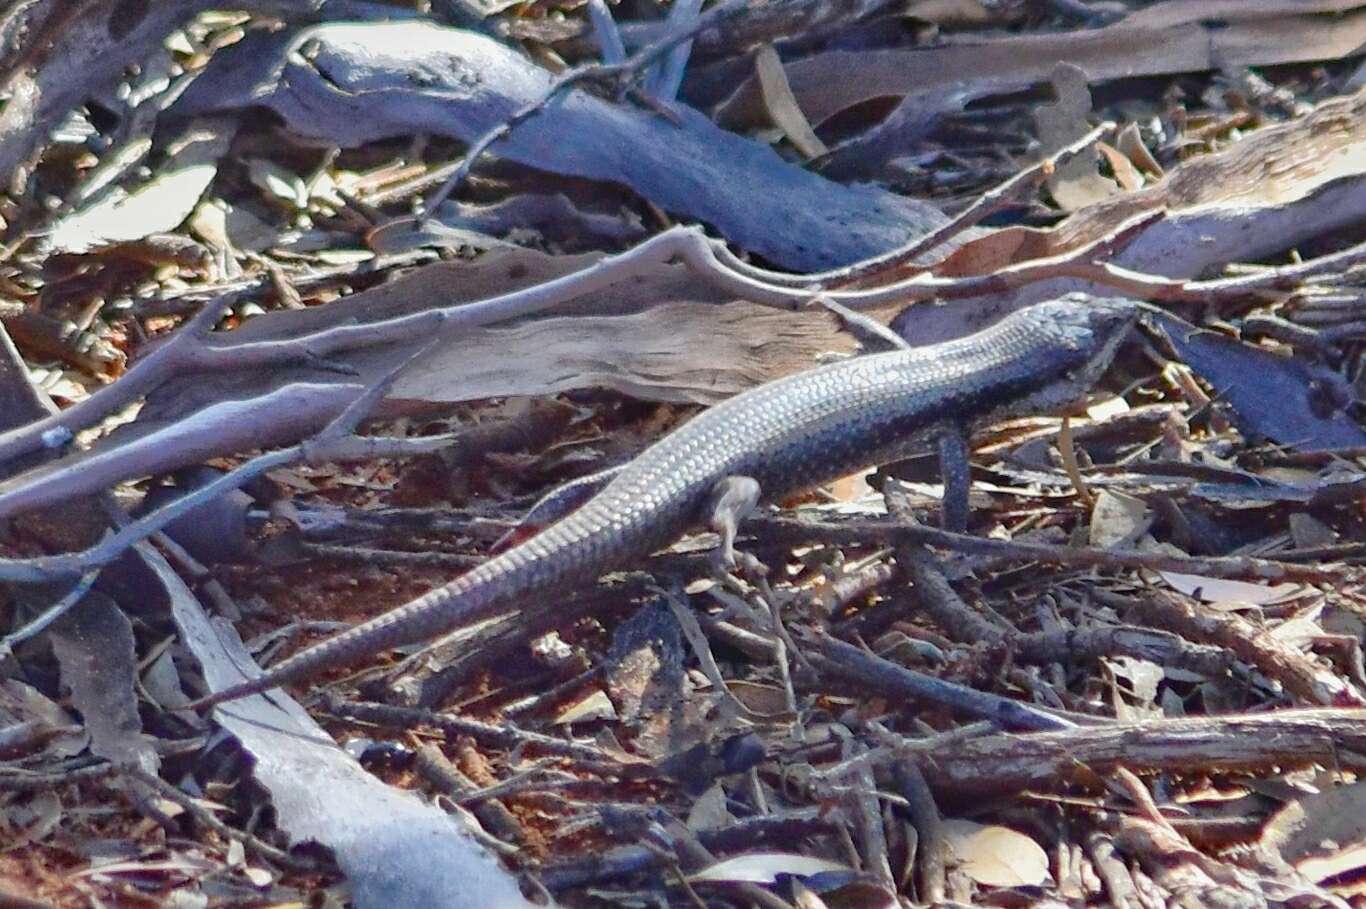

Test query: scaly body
[195,295,1136,708]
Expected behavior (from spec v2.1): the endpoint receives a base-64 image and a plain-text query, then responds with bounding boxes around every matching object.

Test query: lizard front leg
[704,475,761,569]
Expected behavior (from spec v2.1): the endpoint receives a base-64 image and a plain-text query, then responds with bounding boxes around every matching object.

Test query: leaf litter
[2,2,1366,908]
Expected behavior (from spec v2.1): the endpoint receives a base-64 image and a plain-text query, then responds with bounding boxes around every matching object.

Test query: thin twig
[713,120,1118,287]
[323,697,641,768]
[0,346,437,580]
[0,447,296,582]
[126,767,318,872]
[0,291,238,465]
[817,633,1082,732]
[1057,416,1096,509]
[745,512,1345,583]
[817,295,910,351]
[0,760,113,791]
[0,570,98,653]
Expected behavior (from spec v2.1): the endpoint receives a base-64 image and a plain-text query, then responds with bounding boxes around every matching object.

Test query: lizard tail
[188,527,607,709]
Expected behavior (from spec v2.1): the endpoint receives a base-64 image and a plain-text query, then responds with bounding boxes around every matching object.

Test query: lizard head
[997,295,1139,417]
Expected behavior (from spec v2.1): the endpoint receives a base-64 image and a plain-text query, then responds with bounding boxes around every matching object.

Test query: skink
[193,294,1136,708]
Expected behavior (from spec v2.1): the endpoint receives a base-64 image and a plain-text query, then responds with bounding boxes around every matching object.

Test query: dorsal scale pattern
[194,296,1136,708]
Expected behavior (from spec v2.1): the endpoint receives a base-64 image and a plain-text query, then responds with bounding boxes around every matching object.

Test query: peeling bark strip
[170,21,948,270]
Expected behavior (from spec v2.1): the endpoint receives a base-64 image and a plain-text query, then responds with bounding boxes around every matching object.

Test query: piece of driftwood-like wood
[135,245,852,428]
[894,87,1366,340]
[0,238,853,522]
[1008,87,1366,275]
[919,708,1366,799]
[1121,590,1360,707]
[715,0,1366,128]
[173,21,947,271]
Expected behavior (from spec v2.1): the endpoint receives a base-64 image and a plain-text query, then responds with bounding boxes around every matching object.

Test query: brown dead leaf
[754,44,828,159]
[1262,780,1366,885]
[1097,141,1144,191]
[1115,121,1164,177]
[553,689,617,724]
[718,1,1366,129]
[943,819,1051,887]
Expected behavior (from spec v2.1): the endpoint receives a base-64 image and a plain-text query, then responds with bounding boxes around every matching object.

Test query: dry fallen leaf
[943,819,1050,887]
[1115,121,1164,177]
[1104,656,1165,720]
[754,44,828,159]
[1158,571,1302,606]
[904,0,994,25]
[554,689,618,724]
[1037,63,1116,210]
[1097,140,1145,191]
[686,783,733,832]
[1262,780,1366,888]
[1085,396,1130,421]
[247,158,309,209]
[50,163,218,253]
[1089,489,1151,548]
[688,852,852,884]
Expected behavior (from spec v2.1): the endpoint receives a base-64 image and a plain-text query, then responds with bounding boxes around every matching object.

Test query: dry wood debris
[3,1,1366,907]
